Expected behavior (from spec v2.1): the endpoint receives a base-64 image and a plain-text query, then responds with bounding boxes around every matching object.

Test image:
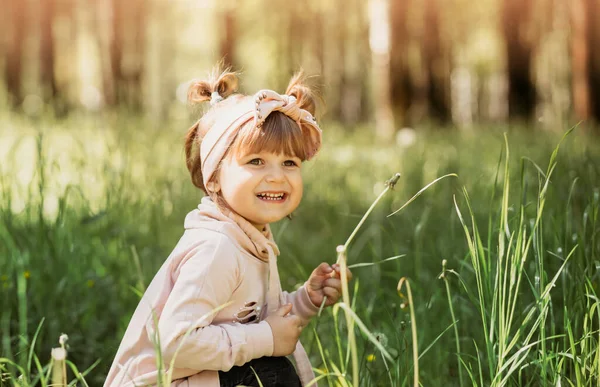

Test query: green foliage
[0,112,599,385]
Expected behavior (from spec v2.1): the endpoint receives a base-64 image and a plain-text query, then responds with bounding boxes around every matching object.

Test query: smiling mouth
[256,192,287,202]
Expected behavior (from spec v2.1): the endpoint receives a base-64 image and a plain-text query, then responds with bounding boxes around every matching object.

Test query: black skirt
[218,356,302,387]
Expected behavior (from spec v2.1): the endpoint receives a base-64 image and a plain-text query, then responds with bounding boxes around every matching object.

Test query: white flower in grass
[51,347,66,361]
[373,331,388,347]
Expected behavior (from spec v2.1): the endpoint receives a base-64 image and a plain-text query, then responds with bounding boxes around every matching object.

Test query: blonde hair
[184,66,320,196]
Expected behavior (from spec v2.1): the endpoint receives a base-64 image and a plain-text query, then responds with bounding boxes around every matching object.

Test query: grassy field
[1,111,599,386]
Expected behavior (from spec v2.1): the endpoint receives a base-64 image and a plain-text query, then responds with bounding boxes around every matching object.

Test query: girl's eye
[248,158,263,165]
[283,160,298,167]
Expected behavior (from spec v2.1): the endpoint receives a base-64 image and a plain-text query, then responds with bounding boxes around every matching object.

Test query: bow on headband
[200,89,323,190]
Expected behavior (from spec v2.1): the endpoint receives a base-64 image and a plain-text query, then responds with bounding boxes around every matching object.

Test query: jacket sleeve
[157,234,274,372]
[283,284,321,324]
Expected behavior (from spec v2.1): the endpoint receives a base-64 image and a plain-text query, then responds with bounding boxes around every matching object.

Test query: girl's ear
[206,181,221,193]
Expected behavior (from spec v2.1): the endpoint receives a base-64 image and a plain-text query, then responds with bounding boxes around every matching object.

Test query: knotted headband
[200,89,322,189]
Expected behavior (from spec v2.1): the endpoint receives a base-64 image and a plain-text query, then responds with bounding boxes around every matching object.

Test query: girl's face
[217,151,303,231]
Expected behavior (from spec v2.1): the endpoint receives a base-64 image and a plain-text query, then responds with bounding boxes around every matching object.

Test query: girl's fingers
[324,278,341,289]
[323,287,340,301]
[315,262,333,275]
[329,264,353,281]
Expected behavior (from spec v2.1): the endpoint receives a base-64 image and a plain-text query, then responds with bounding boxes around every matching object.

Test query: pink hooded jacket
[104,197,320,386]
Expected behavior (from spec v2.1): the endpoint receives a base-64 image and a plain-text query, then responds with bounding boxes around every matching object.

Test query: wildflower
[51,347,66,361]
[24,271,30,279]
[374,332,389,347]
[366,354,376,362]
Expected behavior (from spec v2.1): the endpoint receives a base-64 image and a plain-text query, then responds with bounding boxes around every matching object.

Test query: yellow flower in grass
[366,354,376,362]
[24,271,30,279]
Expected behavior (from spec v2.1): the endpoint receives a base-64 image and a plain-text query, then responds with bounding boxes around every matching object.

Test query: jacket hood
[184,196,279,262]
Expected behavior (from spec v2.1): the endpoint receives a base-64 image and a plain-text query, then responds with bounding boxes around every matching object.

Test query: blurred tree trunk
[340,0,369,124]
[570,0,589,120]
[389,0,413,127]
[334,0,347,121]
[97,0,115,106]
[312,6,325,76]
[287,1,303,74]
[145,0,167,121]
[322,0,346,121]
[108,0,145,109]
[109,0,123,106]
[502,0,536,121]
[587,0,600,123]
[219,4,237,68]
[128,0,145,110]
[369,0,395,141]
[40,0,58,103]
[5,0,27,106]
[422,0,451,122]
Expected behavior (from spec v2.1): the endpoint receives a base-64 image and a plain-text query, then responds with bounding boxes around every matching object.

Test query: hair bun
[188,66,239,105]
[285,70,319,116]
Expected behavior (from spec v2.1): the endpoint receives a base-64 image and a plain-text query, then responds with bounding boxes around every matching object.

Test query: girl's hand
[306,263,353,308]
[265,304,303,356]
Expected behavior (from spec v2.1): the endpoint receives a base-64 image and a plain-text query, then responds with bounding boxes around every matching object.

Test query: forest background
[1,0,600,386]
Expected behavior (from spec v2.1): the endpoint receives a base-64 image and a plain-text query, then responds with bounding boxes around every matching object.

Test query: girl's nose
[265,166,285,182]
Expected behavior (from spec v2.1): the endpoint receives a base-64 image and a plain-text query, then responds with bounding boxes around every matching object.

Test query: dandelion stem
[337,245,359,387]
[338,173,400,263]
[397,277,419,387]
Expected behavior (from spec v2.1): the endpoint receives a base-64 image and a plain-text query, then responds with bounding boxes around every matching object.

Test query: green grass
[1,110,599,386]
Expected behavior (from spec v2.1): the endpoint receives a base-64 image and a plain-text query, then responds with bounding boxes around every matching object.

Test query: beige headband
[200,89,322,190]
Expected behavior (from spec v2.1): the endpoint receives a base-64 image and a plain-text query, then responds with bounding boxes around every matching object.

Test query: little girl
[104,67,352,387]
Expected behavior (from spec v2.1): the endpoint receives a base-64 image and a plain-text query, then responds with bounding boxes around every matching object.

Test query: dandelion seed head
[51,347,66,361]
[374,332,389,347]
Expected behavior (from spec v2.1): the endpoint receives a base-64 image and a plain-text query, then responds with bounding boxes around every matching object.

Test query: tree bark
[5,0,27,106]
[502,0,536,121]
[422,0,451,122]
[587,0,600,123]
[340,0,369,124]
[129,0,145,110]
[571,0,589,120]
[389,0,413,126]
[109,0,123,106]
[40,0,58,102]
[219,4,236,69]
[96,0,115,106]
[370,0,395,141]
